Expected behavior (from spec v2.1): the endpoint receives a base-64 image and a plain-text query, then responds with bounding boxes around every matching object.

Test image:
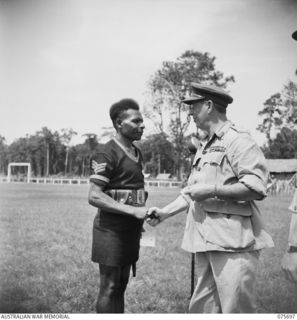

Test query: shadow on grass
[0,286,51,313]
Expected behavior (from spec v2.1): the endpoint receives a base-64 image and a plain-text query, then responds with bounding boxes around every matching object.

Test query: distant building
[156,173,172,180]
[267,159,297,194]
[267,159,297,181]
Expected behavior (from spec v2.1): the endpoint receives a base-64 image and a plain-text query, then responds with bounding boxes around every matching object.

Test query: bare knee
[98,264,130,297]
[100,280,119,298]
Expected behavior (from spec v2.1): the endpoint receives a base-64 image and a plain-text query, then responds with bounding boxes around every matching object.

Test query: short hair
[109,98,140,128]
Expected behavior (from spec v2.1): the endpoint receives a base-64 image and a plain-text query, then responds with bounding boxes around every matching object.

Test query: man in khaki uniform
[147,83,274,313]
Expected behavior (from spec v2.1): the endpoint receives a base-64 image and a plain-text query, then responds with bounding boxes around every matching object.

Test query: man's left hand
[182,183,214,202]
[281,252,297,282]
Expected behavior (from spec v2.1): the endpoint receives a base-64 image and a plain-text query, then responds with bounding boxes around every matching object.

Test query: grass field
[0,183,296,313]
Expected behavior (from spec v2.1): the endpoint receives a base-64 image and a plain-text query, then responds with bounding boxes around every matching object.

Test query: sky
[0,0,296,146]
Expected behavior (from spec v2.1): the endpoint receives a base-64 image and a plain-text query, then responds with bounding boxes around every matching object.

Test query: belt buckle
[137,190,145,206]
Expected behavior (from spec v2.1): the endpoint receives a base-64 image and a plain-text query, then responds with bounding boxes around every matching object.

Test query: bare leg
[96,264,131,313]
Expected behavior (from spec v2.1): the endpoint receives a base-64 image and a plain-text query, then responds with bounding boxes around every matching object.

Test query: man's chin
[134,133,143,140]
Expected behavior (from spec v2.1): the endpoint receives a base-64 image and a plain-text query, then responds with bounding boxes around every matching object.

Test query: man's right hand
[134,207,149,220]
[145,207,166,227]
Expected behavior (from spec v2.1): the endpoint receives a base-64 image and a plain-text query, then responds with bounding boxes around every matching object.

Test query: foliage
[257,80,297,156]
[0,128,103,177]
[0,135,8,174]
[144,50,234,178]
[282,80,297,129]
[137,133,175,176]
[60,128,77,175]
[262,127,297,159]
[257,93,283,143]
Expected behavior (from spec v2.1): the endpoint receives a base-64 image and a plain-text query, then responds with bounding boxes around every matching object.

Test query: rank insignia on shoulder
[231,124,250,134]
[92,160,107,173]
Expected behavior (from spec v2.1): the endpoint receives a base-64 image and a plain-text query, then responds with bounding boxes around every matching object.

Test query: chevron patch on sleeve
[92,160,107,174]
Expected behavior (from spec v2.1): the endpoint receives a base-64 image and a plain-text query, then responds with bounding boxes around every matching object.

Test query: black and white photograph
[0,0,296,316]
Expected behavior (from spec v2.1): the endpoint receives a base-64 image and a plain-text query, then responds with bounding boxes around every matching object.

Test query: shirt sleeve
[89,151,114,187]
[227,133,269,199]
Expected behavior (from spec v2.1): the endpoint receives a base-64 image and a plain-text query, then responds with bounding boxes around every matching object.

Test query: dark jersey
[90,138,144,190]
[89,138,144,232]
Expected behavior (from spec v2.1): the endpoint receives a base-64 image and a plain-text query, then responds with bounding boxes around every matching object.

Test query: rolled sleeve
[240,174,267,198]
[228,133,268,199]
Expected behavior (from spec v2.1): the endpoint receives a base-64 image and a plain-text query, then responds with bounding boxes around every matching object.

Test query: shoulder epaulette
[230,124,250,134]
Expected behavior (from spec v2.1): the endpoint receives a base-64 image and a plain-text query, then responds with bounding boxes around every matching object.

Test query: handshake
[144,207,165,227]
[135,182,215,225]
[133,206,167,226]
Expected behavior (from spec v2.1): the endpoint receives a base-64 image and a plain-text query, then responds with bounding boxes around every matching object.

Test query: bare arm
[146,194,189,226]
[88,182,147,220]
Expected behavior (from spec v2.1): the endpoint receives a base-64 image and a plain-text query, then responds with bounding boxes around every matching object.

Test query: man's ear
[207,100,213,113]
[116,119,122,128]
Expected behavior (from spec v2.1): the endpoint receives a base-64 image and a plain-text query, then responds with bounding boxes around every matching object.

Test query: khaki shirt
[181,121,274,253]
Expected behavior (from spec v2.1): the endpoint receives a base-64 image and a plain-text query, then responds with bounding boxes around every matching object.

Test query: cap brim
[182,95,204,105]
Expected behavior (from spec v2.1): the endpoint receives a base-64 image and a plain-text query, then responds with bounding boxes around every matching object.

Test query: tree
[26,134,44,176]
[138,133,175,176]
[60,128,77,175]
[257,93,283,144]
[145,50,234,178]
[37,127,53,176]
[281,80,297,129]
[0,135,8,174]
[257,80,297,146]
[262,127,297,159]
[81,133,101,176]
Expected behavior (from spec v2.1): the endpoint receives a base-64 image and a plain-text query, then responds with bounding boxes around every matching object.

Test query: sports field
[0,183,296,313]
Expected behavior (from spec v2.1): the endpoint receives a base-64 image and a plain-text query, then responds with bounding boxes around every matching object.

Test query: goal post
[7,162,31,183]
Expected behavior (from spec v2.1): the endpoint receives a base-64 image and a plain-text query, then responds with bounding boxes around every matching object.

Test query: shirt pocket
[203,213,255,250]
[199,151,225,182]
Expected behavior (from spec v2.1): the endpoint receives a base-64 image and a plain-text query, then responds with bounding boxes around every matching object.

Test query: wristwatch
[287,246,297,253]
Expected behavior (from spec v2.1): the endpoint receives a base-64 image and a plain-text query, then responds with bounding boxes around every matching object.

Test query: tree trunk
[65,147,69,176]
[46,144,50,176]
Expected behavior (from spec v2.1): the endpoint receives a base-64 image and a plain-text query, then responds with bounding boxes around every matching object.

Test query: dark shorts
[91,216,143,267]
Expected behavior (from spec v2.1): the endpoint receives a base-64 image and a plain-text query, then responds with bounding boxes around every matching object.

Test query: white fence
[1,176,295,192]
[0,176,183,188]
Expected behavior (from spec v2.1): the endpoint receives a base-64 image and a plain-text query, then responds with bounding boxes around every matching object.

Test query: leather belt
[105,189,147,207]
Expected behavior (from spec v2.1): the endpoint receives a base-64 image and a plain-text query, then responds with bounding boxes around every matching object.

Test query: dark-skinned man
[88,98,147,313]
